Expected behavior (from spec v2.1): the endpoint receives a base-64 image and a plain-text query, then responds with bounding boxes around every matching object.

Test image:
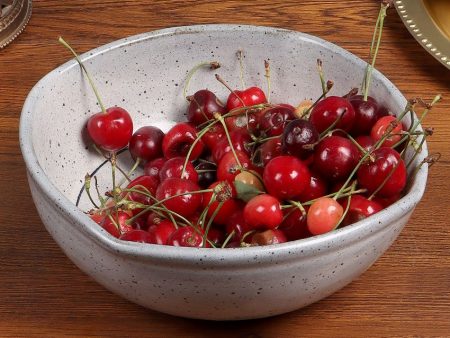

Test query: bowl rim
[19,24,428,266]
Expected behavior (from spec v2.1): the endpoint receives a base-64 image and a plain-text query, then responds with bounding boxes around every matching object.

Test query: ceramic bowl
[19,25,428,320]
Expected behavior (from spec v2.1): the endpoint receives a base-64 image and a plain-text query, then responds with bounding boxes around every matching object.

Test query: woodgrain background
[0,0,449,336]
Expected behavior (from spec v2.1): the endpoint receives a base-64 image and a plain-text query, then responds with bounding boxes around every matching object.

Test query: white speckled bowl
[20,25,428,320]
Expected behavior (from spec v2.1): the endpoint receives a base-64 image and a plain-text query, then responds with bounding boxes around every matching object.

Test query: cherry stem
[58,37,107,114]
[238,50,246,90]
[93,176,106,208]
[84,174,100,209]
[215,74,247,107]
[203,200,224,247]
[183,61,220,100]
[334,181,357,230]
[319,110,347,138]
[264,60,271,102]
[221,229,235,248]
[214,113,243,168]
[110,152,119,206]
[410,153,441,179]
[107,213,121,232]
[316,59,327,97]
[288,200,306,216]
[247,134,279,147]
[301,80,334,118]
[363,3,389,101]
[405,134,427,169]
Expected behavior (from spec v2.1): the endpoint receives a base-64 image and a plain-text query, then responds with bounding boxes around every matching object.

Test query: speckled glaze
[19,25,428,320]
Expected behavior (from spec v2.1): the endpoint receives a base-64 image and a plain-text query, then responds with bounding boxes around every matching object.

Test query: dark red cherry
[148,220,177,245]
[201,124,225,151]
[259,106,296,137]
[243,194,283,230]
[226,86,267,111]
[167,226,208,247]
[357,147,407,197]
[313,135,359,181]
[355,135,376,155]
[128,126,164,164]
[162,122,205,160]
[212,129,251,163]
[250,229,287,246]
[348,95,379,136]
[119,229,154,243]
[295,171,328,203]
[217,151,254,183]
[279,208,311,241]
[225,210,251,241]
[202,181,241,225]
[224,108,261,133]
[159,157,198,183]
[143,157,167,182]
[253,136,283,167]
[87,106,133,152]
[371,115,403,148]
[309,96,355,133]
[340,195,383,226]
[282,119,319,159]
[187,89,226,126]
[155,178,203,217]
[263,155,311,200]
[196,161,217,189]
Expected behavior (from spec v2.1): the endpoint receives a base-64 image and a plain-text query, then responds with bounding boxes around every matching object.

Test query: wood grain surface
[1,0,449,336]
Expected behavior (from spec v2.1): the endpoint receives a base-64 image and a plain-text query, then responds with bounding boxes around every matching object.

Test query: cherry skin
[162,122,205,160]
[217,151,253,183]
[348,95,379,136]
[244,194,283,230]
[340,195,383,226]
[309,96,356,133]
[125,175,159,214]
[87,106,133,152]
[263,155,311,200]
[355,135,376,155]
[147,220,177,245]
[119,229,154,243]
[101,211,133,238]
[313,135,359,181]
[371,115,403,148]
[307,197,343,235]
[202,181,241,225]
[254,136,283,167]
[143,157,167,182]
[206,227,226,247]
[279,208,311,241]
[187,89,226,126]
[155,177,203,217]
[226,86,267,111]
[250,229,287,246]
[212,129,251,163]
[128,126,164,164]
[258,106,296,137]
[295,171,328,203]
[282,119,319,159]
[357,147,407,197]
[159,157,198,183]
[196,161,217,189]
[167,226,208,247]
[201,124,225,151]
[225,210,251,241]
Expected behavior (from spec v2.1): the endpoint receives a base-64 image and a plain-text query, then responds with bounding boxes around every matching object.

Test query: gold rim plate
[0,0,32,49]
[395,0,450,69]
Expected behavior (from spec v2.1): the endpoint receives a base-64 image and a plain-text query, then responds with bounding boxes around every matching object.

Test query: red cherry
[357,147,407,197]
[201,124,225,151]
[243,194,283,230]
[155,177,203,217]
[101,211,133,238]
[225,210,251,241]
[202,181,241,225]
[313,135,359,181]
[250,229,287,246]
[295,171,328,203]
[348,95,379,136]
[309,96,356,133]
[263,155,311,200]
[206,227,226,247]
[224,108,261,133]
[87,106,133,152]
[128,126,164,164]
[159,157,198,183]
[217,151,253,183]
[226,86,267,111]
[355,135,376,155]
[167,226,207,247]
[148,220,177,245]
[187,89,226,126]
[279,208,311,241]
[254,136,283,167]
[371,115,403,148]
[340,195,383,226]
[162,122,205,160]
[143,157,167,181]
[258,106,295,137]
[119,229,153,243]
[212,129,251,163]
[125,175,159,213]
[372,193,401,208]
[307,197,343,235]
[282,119,319,159]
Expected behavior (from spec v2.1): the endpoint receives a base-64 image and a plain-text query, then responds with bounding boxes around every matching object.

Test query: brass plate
[395,0,450,69]
[0,0,32,49]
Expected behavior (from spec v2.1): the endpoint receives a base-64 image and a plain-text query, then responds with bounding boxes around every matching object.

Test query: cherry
[155,177,203,217]
[201,124,225,151]
[307,197,343,235]
[340,195,383,226]
[234,170,264,191]
[212,129,251,163]
[202,181,241,225]
[196,161,217,189]
[250,229,287,246]
[372,193,401,208]
[243,194,283,230]
[162,122,205,160]
[206,227,226,247]
[313,135,359,181]
[217,151,253,183]
[89,212,105,225]
[167,226,207,247]
[101,211,133,238]
[143,157,167,181]
[159,157,198,183]
[224,108,261,133]
[309,96,356,133]
[295,171,328,203]
[148,219,177,245]
[187,89,226,126]
[355,135,376,155]
[371,115,403,148]
[132,216,149,231]
[279,208,311,241]
[253,136,283,167]
[263,155,311,200]
[357,147,406,197]
[225,210,251,241]
[119,229,154,243]
[87,107,133,152]
[125,175,159,215]
[282,119,319,159]
[258,106,295,137]
[128,126,164,164]
[226,86,267,111]
[348,95,379,136]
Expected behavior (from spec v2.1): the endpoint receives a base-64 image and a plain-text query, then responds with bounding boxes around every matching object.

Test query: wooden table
[1,0,449,336]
